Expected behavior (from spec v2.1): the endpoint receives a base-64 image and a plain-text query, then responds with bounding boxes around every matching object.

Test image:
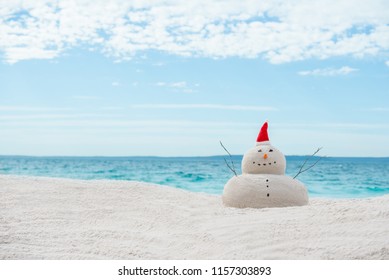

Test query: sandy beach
[1,174,388,260]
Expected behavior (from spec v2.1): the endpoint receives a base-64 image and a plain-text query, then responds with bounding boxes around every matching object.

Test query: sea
[1,155,388,198]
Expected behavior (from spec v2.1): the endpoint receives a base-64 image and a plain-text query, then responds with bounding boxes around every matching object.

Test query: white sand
[1,175,388,260]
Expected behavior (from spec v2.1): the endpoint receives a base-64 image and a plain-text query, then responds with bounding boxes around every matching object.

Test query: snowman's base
[222,174,309,208]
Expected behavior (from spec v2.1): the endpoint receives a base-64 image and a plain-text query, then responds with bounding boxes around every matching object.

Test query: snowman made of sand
[222,121,309,208]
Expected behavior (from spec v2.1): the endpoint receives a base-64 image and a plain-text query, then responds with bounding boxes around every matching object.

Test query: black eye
[258,149,262,152]
[269,149,273,152]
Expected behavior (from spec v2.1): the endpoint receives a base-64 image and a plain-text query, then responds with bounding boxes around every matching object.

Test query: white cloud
[130,104,278,111]
[0,118,255,129]
[111,82,120,87]
[298,66,358,76]
[275,122,389,130]
[155,81,196,92]
[386,61,389,67]
[170,81,187,88]
[0,0,389,64]
[0,106,72,112]
[0,113,104,121]
[4,47,59,64]
[156,81,187,88]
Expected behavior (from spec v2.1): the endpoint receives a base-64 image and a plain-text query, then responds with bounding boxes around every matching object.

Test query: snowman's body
[222,122,309,208]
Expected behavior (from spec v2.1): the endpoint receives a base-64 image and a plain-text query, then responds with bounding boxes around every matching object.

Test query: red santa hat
[256,121,270,145]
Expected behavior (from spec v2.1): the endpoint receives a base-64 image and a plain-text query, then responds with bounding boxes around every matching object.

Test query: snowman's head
[241,121,286,175]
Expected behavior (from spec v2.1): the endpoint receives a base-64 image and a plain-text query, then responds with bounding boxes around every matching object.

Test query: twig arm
[220,141,238,177]
[224,158,237,177]
[293,147,323,179]
[299,157,323,173]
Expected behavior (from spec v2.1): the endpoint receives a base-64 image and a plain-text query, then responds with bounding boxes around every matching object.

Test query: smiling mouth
[253,161,277,166]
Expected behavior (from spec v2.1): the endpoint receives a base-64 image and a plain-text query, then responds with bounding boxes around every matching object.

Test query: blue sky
[0,0,389,157]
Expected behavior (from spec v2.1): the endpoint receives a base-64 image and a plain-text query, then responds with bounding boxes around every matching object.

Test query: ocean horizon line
[1,154,389,159]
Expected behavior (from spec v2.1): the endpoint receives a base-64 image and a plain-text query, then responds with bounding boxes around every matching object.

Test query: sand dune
[1,175,388,259]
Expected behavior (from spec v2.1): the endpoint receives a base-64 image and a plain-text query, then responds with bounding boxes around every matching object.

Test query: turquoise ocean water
[1,156,388,198]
